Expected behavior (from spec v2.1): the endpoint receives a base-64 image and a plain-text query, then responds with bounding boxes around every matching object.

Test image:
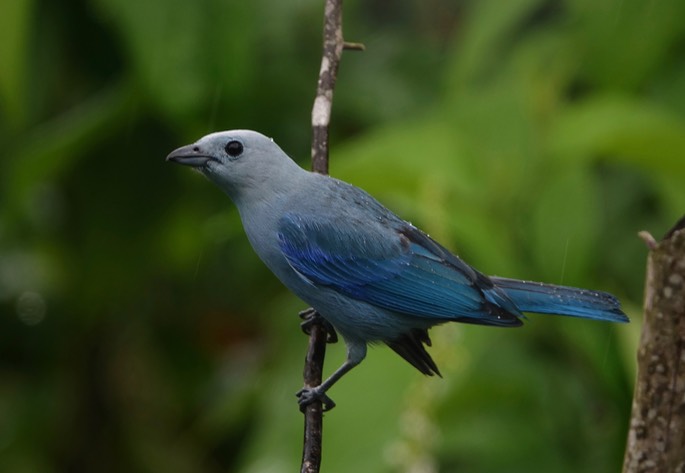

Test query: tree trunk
[623,217,685,473]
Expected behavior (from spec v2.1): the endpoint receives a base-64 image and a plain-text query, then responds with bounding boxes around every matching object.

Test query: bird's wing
[277,213,522,327]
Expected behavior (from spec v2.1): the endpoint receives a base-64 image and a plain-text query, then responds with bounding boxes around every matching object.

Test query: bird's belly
[303,286,428,343]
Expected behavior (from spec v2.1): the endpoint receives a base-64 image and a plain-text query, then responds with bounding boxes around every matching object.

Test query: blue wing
[277,213,523,327]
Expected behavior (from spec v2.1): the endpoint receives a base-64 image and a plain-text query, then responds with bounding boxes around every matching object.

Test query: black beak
[166,144,214,168]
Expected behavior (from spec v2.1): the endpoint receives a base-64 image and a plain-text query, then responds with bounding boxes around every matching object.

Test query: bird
[167,129,629,411]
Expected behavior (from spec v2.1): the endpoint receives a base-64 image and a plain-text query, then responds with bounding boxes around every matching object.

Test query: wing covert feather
[277,213,522,326]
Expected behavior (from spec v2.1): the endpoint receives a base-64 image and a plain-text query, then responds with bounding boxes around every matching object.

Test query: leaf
[93,0,255,119]
[2,82,136,220]
[0,0,33,128]
[569,0,685,90]
[551,96,685,176]
[446,0,548,89]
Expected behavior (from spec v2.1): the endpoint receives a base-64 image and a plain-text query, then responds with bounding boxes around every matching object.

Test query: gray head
[166,130,304,202]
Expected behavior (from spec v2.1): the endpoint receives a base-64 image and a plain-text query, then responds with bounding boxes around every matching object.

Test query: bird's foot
[296,385,336,412]
[299,308,338,343]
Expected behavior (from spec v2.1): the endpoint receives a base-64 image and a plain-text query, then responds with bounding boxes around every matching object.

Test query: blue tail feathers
[490,277,629,323]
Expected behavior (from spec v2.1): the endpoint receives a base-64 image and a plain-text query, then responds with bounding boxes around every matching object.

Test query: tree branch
[623,216,685,473]
[301,1,362,472]
[300,311,327,473]
[310,0,344,176]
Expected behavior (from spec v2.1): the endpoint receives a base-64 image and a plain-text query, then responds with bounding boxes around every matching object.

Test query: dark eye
[225,140,243,157]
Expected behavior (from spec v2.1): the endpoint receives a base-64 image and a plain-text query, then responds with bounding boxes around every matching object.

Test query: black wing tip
[451,302,525,328]
[386,329,442,377]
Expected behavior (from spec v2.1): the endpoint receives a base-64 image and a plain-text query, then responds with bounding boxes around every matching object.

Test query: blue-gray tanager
[167,130,628,410]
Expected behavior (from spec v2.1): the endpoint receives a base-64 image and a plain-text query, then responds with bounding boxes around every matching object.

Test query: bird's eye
[225,140,243,158]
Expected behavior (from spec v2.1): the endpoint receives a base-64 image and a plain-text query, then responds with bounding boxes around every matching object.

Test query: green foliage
[1,0,682,471]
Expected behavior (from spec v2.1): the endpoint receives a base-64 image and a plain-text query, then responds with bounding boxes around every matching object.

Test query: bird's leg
[299,308,338,343]
[297,341,366,412]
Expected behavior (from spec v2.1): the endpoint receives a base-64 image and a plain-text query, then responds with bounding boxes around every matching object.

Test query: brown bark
[623,217,685,473]
[301,1,363,472]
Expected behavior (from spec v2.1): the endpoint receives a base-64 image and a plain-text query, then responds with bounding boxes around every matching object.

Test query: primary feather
[277,212,523,327]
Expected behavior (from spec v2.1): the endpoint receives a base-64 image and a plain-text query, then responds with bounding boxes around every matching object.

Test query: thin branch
[300,1,348,472]
[300,312,327,473]
[310,0,344,176]
[623,216,685,473]
[343,41,366,51]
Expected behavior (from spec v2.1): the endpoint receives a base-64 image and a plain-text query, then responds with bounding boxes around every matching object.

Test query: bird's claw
[297,386,336,412]
[299,308,338,343]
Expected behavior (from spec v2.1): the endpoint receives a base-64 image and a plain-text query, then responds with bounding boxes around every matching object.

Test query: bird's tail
[490,277,629,323]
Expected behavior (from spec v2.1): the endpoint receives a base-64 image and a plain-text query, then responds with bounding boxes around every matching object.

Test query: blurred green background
[2,0,684,471]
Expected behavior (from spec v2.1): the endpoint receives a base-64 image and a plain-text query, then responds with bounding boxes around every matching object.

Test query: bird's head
[166,130,303,202]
